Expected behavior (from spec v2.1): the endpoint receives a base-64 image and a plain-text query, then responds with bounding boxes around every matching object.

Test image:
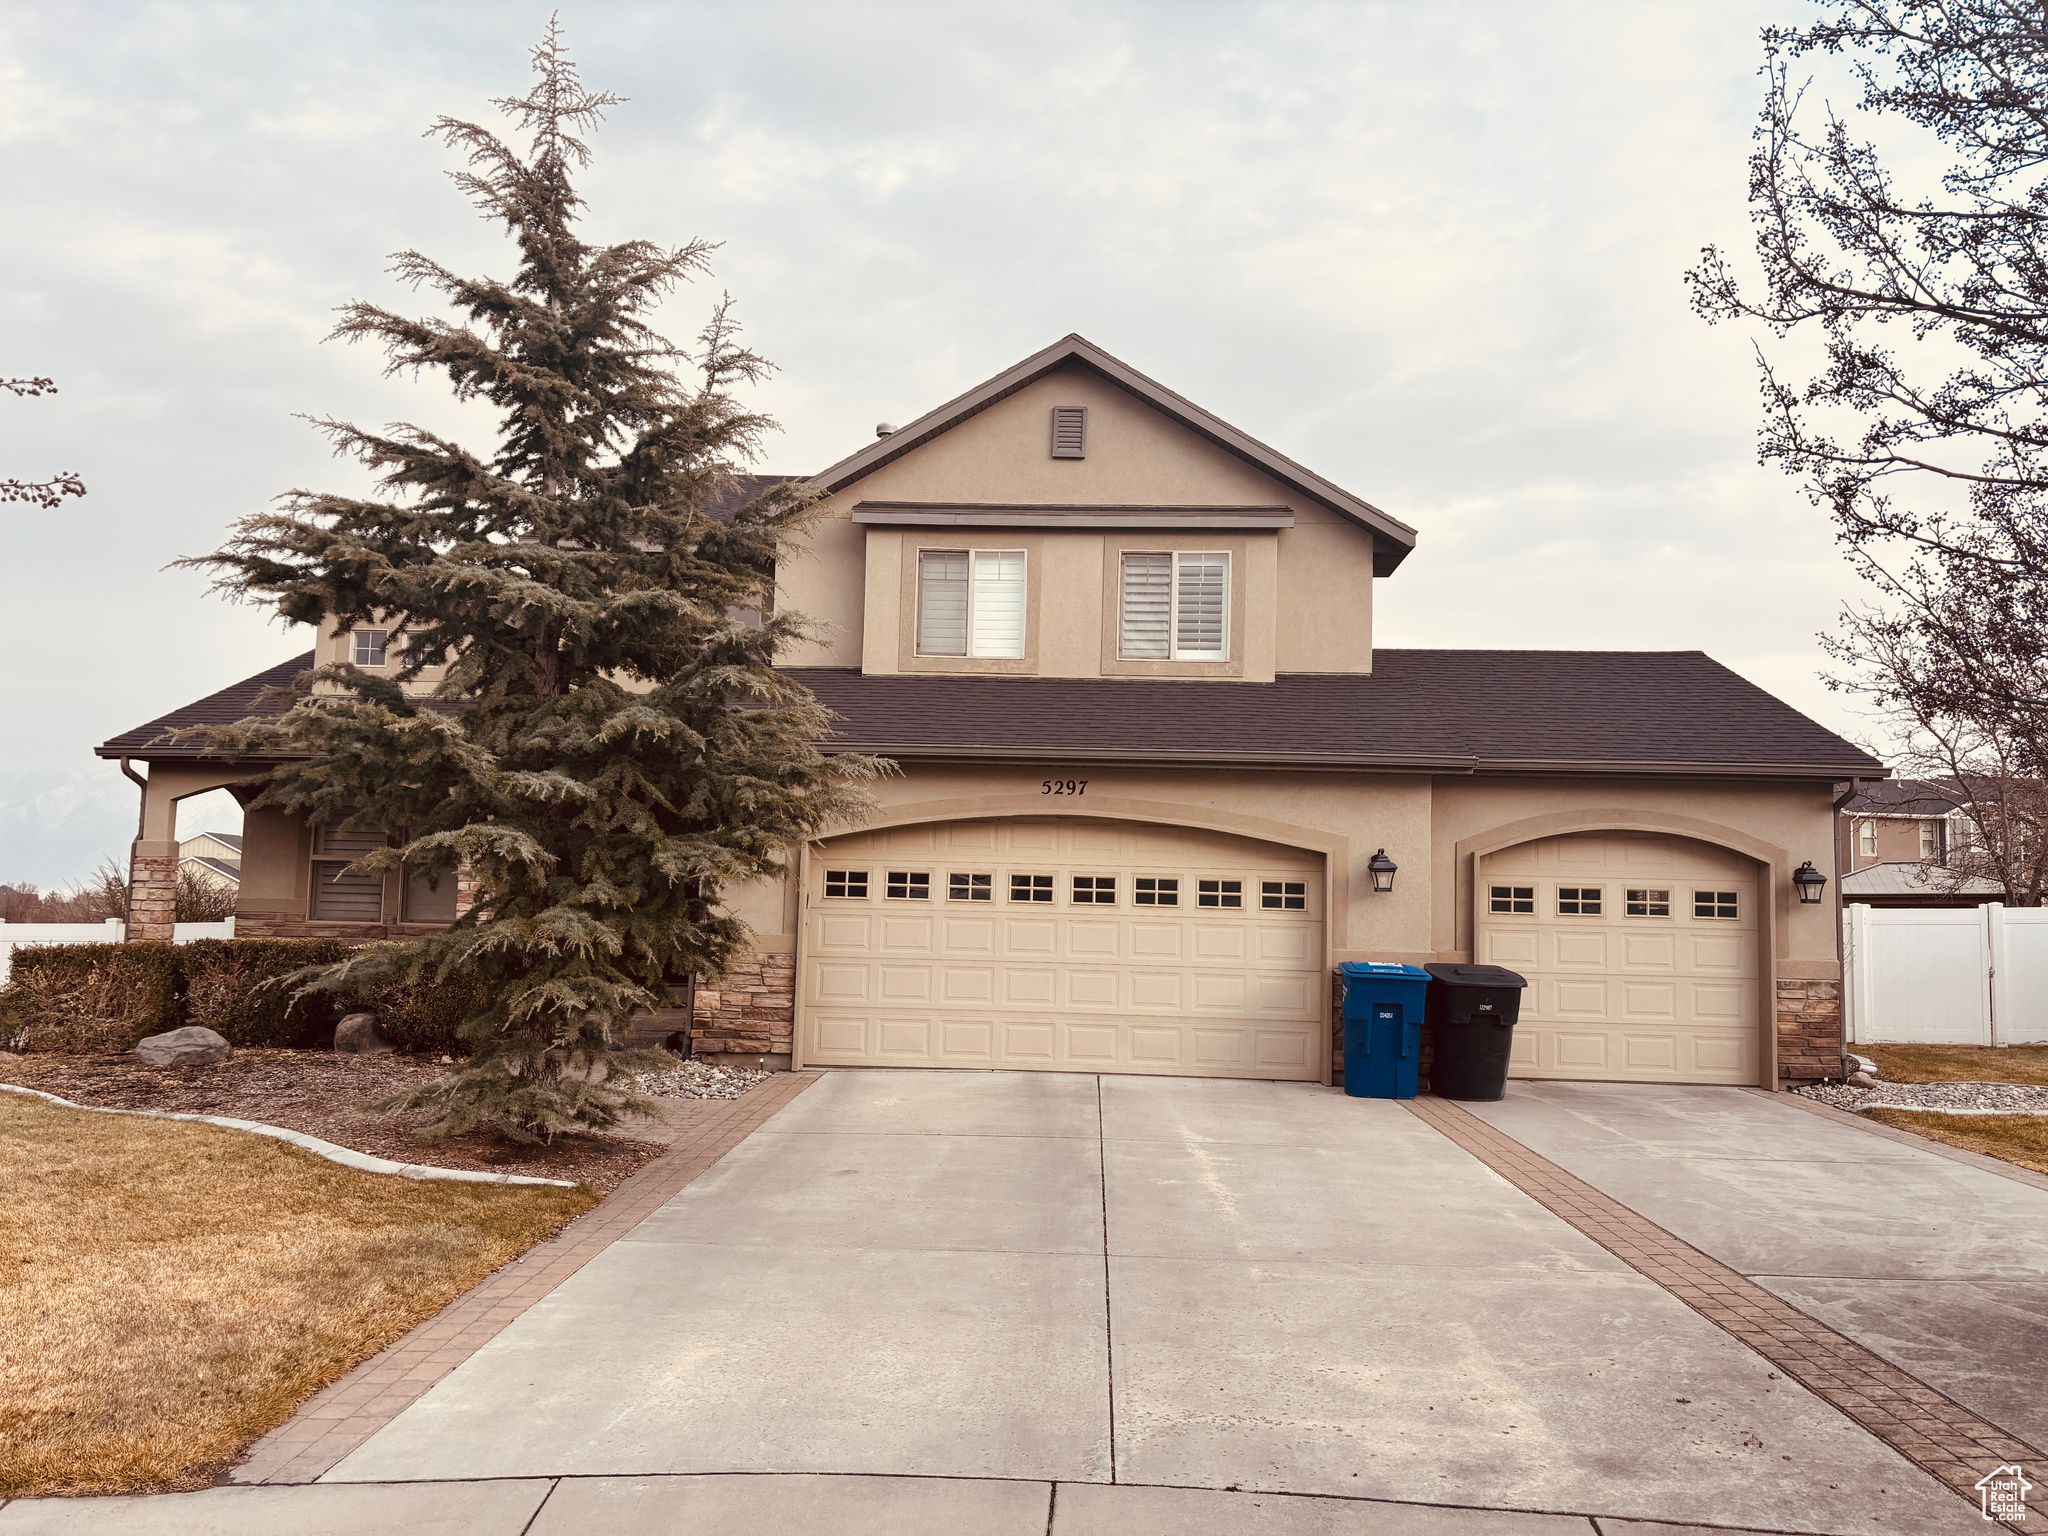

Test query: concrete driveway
[5,1072,2037,1536]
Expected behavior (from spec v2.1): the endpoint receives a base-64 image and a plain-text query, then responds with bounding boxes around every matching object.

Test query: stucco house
[99,335,1882,1087]
[1836,778,2004,908]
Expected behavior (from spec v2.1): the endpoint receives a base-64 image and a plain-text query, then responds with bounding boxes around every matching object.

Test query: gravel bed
[1795,1079,2048,1116]
[632,1056,770,1101]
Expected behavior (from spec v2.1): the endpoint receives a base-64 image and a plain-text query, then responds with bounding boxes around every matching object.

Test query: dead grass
[1864,1107,2048,1177]
[0,1092,598,1497]
[1865,1043,2048,1085]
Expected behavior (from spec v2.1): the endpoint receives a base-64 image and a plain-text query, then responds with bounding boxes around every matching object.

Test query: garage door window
[885,871,930,900]
[1011,873,1055,902]
[1134,876,1179,906]
[1072,875,1117,904]
[948,873,993,901]
[1197,878,1243,909]
[1626,888,1671,917]
[1558,886,1603,915]
[917,549,1027,658]
[1694,890,1739,919]
[1260,880,1307,911]
[1490,884,1535,914]
[824,870,870,899]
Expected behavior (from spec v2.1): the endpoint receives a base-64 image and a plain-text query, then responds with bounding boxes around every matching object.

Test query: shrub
[0,938,484,1056]
[0,944,184,1054]
[179,939,354,1048]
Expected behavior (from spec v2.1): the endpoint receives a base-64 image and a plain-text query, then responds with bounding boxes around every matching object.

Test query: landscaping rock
[135,1026,233,1067]
[334,1013,395,1055]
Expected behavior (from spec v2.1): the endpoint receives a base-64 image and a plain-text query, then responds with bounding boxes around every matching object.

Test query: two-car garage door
[1478,832,1761,1084]
[801,816,1325,1080]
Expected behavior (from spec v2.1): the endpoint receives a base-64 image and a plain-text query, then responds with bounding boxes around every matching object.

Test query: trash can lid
[1423,963,1528,988]
[1338,962,1431,980]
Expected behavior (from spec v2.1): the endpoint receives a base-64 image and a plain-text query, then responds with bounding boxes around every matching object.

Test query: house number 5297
[1041,778,1088,796]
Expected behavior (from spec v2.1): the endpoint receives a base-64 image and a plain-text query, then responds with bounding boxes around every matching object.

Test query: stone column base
[1776,979,1844,1084]
[692,953,796,1065]
[127,850,177,942]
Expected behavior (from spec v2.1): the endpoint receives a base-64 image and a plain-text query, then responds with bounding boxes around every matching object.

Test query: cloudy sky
[2,0,1875,887]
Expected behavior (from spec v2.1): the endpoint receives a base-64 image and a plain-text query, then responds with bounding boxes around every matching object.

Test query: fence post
[1986,902,2007,1048]
[1844,902,1870,1046]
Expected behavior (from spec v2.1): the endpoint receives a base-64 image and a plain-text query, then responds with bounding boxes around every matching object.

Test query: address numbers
[1041,778,1088,796]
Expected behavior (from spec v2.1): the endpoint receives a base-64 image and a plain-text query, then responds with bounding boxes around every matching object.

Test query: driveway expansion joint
[1404,1094,2042,1529]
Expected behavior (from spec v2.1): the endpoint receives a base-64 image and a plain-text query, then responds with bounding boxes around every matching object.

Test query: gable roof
[97,652,314,760]
[1842,777,1963,816]
[807,334,1418,576]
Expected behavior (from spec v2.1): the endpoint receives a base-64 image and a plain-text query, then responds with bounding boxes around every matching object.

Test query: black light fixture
[1793,861,1828,905]
[1367,848,1398,894]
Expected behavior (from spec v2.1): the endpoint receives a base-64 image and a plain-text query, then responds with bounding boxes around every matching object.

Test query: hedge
[0,939,480,1057]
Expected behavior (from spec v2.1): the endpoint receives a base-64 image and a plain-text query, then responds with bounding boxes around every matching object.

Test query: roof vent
[1050,406,1086,459]
[875,422,898,438]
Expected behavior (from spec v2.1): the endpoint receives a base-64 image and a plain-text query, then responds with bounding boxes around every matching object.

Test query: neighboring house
[1836,779,2003,908]
[178,830,243,893]
[97,334,1882,1087]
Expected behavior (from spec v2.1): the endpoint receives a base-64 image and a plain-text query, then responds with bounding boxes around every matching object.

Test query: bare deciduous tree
[2,377,86,510]
[1690,3,2048,903]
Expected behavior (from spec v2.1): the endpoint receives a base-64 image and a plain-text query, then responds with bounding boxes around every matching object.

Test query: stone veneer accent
[691,952,796,1061]
[126,852,179,942]
[1775,977,1844,1084]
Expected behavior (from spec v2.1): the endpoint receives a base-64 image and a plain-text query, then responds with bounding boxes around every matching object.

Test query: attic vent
[1050,406,1086,459]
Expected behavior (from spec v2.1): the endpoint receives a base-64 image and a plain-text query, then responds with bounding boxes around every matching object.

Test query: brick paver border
[233,1070,822,1486]
[1404,1094,2041,1530]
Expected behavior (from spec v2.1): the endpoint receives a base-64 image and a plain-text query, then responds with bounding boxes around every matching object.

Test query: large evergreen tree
[184,22,877,1140]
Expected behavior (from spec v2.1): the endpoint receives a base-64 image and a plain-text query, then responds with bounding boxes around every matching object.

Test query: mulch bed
[0,1050,665,1191]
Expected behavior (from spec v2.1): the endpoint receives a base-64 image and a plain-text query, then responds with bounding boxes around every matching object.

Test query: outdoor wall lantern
[1793,861,1828,905]
[1368,849,1398,894]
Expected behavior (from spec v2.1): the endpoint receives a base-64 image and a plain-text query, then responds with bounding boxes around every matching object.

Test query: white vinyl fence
[0,918,234,985]
[1843,903,2048,1046]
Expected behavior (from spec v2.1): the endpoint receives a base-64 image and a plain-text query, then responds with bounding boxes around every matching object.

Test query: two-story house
[99,335,1882,1086]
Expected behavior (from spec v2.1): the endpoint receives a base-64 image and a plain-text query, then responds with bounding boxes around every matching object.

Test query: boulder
[136,1026,232,1067]
[1847,1070,1880,1089]
[334,1013,394,1055]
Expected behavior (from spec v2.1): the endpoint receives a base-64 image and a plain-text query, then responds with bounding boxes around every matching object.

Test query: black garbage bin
[1423,963,1528,1101]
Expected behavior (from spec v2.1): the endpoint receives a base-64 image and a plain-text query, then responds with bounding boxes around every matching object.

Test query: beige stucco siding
[779,362,1377,676]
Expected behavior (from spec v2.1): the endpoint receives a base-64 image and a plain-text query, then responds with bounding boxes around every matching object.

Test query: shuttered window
[918,548,1026,658]
[311,823,388,924]
[1119,551,1229,661]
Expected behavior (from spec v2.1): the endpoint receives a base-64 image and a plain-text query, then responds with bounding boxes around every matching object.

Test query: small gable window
[353,629,388,667]
[1050,405,1086,459]
[917,548,1026,659]
[1119,551,1229,661]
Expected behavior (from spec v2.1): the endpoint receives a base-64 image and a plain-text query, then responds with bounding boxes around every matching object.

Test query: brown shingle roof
[100,648,1884,779]
[787,651,1885,778]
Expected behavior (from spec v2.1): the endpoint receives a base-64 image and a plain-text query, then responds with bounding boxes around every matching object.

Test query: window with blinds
[1118,550,1229,661]
[311,823,389,924]
[917,548,1026,658]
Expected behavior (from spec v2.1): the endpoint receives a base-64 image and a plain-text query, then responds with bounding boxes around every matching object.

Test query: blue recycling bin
[1338,962,1431,1099]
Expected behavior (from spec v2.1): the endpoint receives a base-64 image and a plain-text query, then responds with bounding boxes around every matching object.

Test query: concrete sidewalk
[3,1072,2022,1535]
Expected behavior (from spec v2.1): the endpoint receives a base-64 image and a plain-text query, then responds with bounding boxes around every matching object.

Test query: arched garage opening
[800,815,1327,1080]
[1477,830,1763,1085]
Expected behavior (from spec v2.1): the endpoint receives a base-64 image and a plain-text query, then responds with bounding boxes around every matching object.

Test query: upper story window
[1920,821,1943,860]
[917,549,1026,658]
[1857,820,1877,858]
[1119,551,1228,661]
[353,629,388,667]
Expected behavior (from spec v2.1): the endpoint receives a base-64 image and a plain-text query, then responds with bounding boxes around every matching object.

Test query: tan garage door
[1478,832,1760,1084]
[802,816,1325,1079]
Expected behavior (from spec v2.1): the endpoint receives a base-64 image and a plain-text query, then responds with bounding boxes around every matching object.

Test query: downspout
[120,757,148,843]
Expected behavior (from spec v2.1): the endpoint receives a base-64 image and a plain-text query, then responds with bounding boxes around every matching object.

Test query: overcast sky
[2,0,1876,887]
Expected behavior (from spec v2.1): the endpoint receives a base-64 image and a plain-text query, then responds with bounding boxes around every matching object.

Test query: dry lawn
[0,1092,598,1497]
[1865,1043,2048,1085]
[1864,1108,2048,1177]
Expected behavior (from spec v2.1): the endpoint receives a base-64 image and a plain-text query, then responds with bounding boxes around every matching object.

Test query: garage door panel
[1477,832,1761,1086]
[803,816,1325,1081]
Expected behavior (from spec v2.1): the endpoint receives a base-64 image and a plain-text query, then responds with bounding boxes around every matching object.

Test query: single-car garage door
[802,815,1325,1079]
[1478,832,1761,1084]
